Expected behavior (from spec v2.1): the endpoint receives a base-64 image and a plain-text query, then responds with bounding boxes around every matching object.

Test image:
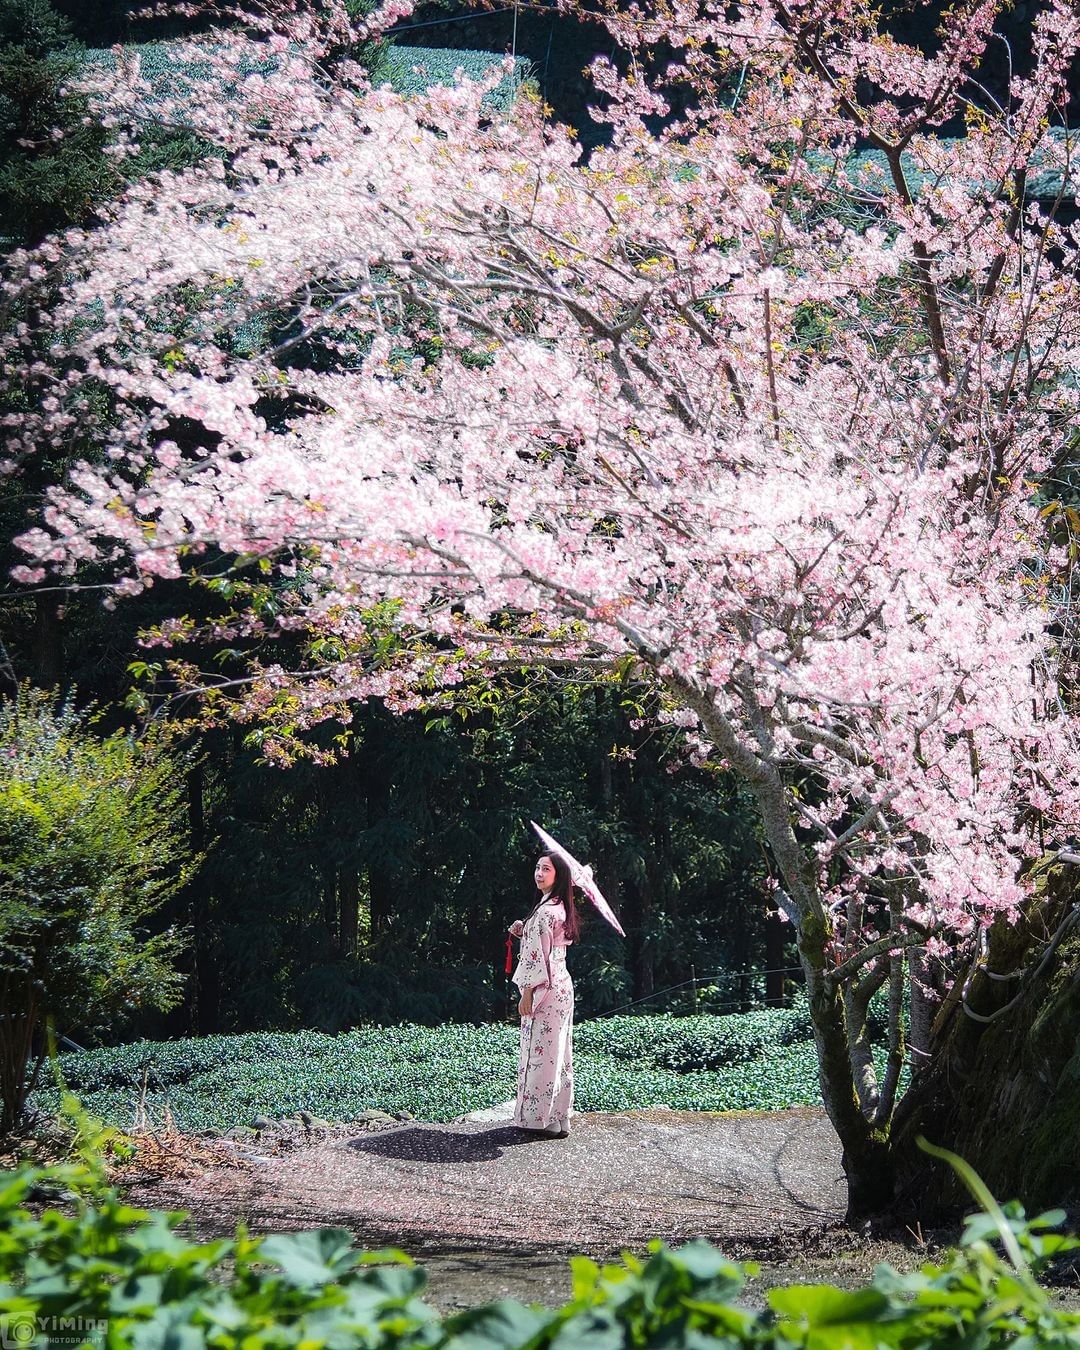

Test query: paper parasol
[530,820,626,937]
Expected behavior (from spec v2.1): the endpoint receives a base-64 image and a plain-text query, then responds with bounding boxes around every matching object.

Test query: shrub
[576,1002,814,1071]
[34,1009,831,1130]
[370,45,531,109]
[0,1159,441,1348]
[37,1024,520,1129]
[0,686,193,1135]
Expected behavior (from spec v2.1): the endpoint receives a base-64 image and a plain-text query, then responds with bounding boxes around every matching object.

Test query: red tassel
[505,936,514,975]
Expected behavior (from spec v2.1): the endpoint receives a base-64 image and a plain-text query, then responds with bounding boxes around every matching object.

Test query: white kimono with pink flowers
[511,899,574,1133]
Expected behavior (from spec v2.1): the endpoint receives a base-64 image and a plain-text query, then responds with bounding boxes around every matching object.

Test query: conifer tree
[0,0,116,246]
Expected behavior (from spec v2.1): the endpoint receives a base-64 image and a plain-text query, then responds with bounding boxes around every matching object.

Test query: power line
[386,7,513,36]
[574,965,805,1022]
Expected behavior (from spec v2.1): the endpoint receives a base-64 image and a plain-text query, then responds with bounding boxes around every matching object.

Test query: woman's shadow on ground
[348,1124,551,1164]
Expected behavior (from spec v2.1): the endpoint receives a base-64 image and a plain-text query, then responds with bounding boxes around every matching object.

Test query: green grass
[34,1007,830,1132]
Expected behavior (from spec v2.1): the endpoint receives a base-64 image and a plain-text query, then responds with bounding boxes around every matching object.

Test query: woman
[507,852,580,1137]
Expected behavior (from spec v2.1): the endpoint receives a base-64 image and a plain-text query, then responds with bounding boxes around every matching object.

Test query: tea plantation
[35,1005,845,1132]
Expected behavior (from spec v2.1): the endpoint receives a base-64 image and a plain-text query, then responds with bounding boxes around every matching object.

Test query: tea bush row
[575,1003,814,1070]
[39,1010,826,1130]
[2,1154,1078,1349]
[59,1003,816,1087]
[43,1025,520,1130]
[84,40,531,112]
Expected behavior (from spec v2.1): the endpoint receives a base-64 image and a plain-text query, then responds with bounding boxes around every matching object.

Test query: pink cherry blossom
[4,0,1078,1214]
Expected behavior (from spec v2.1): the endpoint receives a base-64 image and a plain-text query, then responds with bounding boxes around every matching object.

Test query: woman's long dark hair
[531,852,581,943]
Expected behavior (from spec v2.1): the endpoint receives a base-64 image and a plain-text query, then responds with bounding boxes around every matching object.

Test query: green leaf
[681,1299,759,1336]
[129,1303,209,1350]
[442,1298,550,1348]
[669,1239,744,1288]
[768,1284,892,1324]
[1028,1209,1067,1230]
[110,1273,165,1312]
[258,1228,359,1287]
[549,1309,622,1350]
[569,1254,600,1299]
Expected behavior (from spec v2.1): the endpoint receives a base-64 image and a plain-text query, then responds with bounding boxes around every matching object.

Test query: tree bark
[0,970,38,1137]
[323,862,338,948]
[32,592,64,689]
[664,669,899,1217]
[366,771,393,945]
[620,866,653,1001]
[891,858,1080,1215]
[188,759,220,1036]
[340,865,360,956]
[765,898,787,1006]
[801,913,896,1220]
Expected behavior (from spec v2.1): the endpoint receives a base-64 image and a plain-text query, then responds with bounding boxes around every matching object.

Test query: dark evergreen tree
[0,0,117,246]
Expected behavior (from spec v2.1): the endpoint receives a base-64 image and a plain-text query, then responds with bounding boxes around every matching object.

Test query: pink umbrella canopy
[530,820,626,937]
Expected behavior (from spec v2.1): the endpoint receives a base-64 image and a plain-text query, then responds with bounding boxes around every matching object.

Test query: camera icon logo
[0,1313,37,1348]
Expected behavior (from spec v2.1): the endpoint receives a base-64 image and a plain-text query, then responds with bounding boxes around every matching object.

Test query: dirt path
[124,1107,849,1310]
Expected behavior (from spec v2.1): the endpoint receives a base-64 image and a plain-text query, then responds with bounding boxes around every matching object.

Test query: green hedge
[575,1005,814,1071]
[371,45,530,108]
[41,1024,519,1129]
[35,1009,830,1131]
[843,128,1075,203]
[1,1154,1077,1347]
[83,39,530,113]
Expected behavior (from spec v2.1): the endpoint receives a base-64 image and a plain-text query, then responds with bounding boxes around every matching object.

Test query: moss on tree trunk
[892,859,1080,1213]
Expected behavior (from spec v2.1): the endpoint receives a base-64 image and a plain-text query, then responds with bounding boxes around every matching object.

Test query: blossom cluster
[4,0,1079,1000]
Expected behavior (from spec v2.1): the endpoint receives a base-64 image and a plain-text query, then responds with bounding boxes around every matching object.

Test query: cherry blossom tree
[3,0,1079,1215]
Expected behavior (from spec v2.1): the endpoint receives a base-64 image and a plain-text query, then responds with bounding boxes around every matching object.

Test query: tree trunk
[354,708,394,946]
[626,864,655,1001]
[816,1017,896,1220]
[340,865,360,956]
[765,898,786,1007]
[0,970,38,1138]
[188,760,220,1036]
[891,858,1080,1215]
[32,592,64,688]
[593,694,623,943]
[366,772,393,945]
[660,671,899,1219]
[840,1131,896,1222]
[800,915,896,1221]
[323,862,339,948]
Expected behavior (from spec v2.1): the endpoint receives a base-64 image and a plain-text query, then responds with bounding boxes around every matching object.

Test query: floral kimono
[511,898,574,1134]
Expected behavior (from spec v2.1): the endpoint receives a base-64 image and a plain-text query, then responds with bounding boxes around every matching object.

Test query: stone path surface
[119,1106,1080,1313]
[125,1106,844,1308]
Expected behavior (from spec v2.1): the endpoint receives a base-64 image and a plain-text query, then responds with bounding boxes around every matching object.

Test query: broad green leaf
[549,1309,622,1350]
[259,1228,359,1287]
[442,1299,550,1348]
[669,1240,745,1289]
[769,1286,891,1321]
